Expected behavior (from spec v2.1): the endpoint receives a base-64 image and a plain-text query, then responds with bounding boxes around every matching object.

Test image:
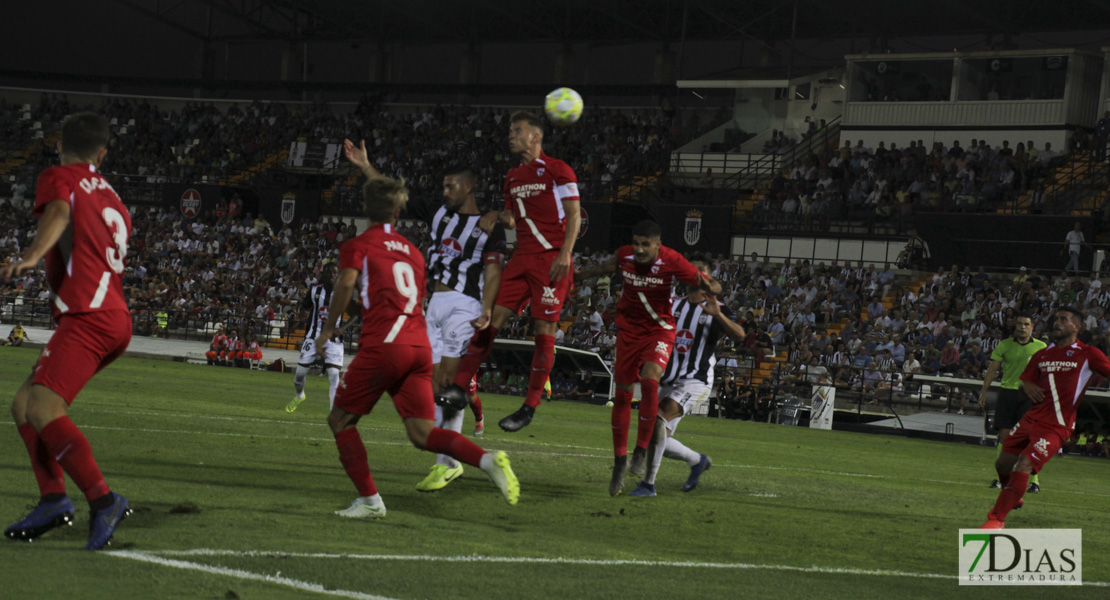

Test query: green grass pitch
[0,346,1106,599]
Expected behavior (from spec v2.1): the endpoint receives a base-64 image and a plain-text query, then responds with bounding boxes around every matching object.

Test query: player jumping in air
[435,111,581,433]
[316,171,518,519]
[2,112,134,549]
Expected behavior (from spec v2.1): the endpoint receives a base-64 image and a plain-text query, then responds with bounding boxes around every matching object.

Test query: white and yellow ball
[544,87,584,126]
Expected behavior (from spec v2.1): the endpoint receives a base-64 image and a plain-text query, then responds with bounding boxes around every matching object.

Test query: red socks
[18,422,65,497]
[611,389,633,457]
[38,417,109,502]
[425,428,486,467]
[636,379,660,450]
[334,428,377,497]
[524,334,556,409]
[453,327,499,389]
[988,471,1030,523]
[469,395,483,421]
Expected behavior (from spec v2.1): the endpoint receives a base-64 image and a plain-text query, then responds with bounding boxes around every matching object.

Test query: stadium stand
[2,87,1110,442]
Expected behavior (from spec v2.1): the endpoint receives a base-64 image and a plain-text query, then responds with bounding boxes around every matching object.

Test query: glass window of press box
[958,56,1068,101]
[849,60,953,102]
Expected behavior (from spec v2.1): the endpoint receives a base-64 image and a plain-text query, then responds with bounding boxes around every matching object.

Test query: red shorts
[1001,418,1069,473]
[34,310,131,404]
[248,350,263,361]
[496,251,573,322]
[333,344,436,421]
[615,331,675,385]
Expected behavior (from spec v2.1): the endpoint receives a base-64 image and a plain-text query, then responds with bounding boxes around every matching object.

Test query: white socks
[433,406,464,469]
[327,367,340,409]
[664,438,701,466]
[294,366,308,394]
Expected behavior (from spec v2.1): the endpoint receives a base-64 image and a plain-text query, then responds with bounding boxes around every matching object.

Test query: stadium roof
[113,0,1110,45]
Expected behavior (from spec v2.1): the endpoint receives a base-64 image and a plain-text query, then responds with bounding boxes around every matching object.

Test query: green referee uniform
[989,336,1047,431]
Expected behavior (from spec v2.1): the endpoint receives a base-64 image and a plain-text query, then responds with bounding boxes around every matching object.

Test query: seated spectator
[571,371,596,401]
[2,321,27,346]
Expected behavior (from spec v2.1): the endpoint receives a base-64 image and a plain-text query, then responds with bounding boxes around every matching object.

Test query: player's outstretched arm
[315,267,359,352]
[0,199,70,282]
[701,295,746,342]
[574,256,617,282]
[343,139,382,180]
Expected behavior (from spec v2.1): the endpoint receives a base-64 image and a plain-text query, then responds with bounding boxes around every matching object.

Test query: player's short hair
[444,165,477,183]
[61,112,110,160]
[687,252,710,265]
[1056,305,1085,326]
[363,177,409,223]
[1015,313,1033,323]
[632,220,662,240]
[511,110,545,133]
[323,262,338,272]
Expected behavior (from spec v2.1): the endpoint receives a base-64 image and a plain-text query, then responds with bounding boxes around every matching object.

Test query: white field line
[108,550,400,600]
[127,548,957,581]
[5,409,1110,499]
[116,549,1110,587]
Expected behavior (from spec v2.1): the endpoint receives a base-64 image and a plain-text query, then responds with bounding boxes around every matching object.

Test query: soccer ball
[605,400,614,407]
[544,87,584,126]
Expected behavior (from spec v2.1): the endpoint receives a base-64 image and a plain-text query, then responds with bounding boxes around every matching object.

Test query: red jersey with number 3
[503,151,579,255]
[34,164,131,318]
[614,244,703,337]
[1019,340,1110,432]
[340,223,429,348]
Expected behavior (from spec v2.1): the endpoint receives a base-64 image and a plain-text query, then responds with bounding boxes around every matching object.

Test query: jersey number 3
[90,207,128,309]
[384,261,419,343]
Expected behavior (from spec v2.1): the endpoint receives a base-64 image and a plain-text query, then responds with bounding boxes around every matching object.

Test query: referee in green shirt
[977,315,1047,492]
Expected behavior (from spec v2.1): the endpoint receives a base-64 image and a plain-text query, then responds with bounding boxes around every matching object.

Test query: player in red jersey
[1,113,134,549]
[206,325,229,365]
[575,221,721,495]
[438,111,582,433]
[981,306,1110,529]
[315,174,519,518]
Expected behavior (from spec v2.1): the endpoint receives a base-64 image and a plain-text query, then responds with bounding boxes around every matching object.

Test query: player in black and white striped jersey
[286,263,356,413]
[630,256,747,497]
[408,165,506,492]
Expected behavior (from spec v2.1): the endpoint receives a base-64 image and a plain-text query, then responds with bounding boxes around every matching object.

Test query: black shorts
[993,387,1031,431]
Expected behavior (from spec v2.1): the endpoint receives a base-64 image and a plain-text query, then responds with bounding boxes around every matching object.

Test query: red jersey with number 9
[339,223,429,348]
[34,164,131,318]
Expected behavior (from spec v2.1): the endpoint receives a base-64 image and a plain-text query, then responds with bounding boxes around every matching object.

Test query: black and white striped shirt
[300,283,345,340]
[661,297,732,386]
[427,205,505,302]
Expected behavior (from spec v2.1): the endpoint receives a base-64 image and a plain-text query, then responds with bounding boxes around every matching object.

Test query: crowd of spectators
[755,136,1069,232]
[5,93,718,216]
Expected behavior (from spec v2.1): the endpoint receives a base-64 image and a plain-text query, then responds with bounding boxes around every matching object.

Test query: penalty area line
[106,550,400,600]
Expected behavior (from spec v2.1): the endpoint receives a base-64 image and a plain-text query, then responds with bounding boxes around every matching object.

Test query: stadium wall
[913,214,1096,272]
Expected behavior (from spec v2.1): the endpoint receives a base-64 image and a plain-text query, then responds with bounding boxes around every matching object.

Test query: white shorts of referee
[298,336,344,368]
[425,290,483,469]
